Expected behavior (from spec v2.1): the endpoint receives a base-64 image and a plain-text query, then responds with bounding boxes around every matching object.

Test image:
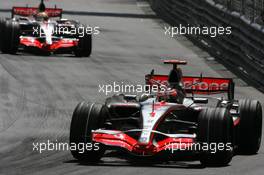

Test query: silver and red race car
[0,0,92,57]
[69,60,262,166]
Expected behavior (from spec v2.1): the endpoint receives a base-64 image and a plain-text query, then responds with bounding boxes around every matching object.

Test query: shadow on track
[64,159,205,169]
[64,151,206,169]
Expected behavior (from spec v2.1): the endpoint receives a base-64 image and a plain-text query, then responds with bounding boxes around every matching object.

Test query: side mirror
[193,97,208,104]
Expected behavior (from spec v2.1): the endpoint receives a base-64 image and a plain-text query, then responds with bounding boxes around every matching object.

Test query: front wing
[20,37,78,52]
[92,129,196,156]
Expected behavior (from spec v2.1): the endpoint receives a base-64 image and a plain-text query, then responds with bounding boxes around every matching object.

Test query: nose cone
[132,144,157,155]
[40,23,53,45]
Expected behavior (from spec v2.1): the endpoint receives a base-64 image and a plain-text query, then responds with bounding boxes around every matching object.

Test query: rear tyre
[238,99,262,154]
[1,20,20,54]
[70,102,106,162]
[74,24,92,57]
[198,108,234,167]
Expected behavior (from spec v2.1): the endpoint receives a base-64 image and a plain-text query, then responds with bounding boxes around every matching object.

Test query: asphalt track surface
[0,0,263,175]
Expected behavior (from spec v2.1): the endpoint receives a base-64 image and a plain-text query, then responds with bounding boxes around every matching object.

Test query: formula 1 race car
[0,0,92,57]
[69,60,262,166]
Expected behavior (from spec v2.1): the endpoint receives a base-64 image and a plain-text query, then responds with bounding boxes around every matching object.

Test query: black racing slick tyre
[74,24,92,57]
[198,108,234,167]
[238,99,262,154]
[70,102,106,162]
[1,20,20,54]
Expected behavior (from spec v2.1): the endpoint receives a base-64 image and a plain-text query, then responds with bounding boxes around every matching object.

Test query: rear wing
[12,7,62,18]
[145,74,235,100]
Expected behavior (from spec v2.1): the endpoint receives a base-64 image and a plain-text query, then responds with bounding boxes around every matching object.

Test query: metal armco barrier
[215,0,264,23]
[149,0,264,90]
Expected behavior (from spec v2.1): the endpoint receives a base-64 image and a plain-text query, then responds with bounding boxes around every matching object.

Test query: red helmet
[35,12,49,21]
[157,88,178,102]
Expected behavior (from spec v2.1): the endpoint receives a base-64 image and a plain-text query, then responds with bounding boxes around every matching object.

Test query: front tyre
[70,102,106,162]
[74,24,92,57]
[238,99,262,154]
[1,20,20,54]
[198,108,234,167]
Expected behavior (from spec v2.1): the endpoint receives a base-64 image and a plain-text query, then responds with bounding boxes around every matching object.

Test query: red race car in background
[69,59,262,166]
[0,0,92,57]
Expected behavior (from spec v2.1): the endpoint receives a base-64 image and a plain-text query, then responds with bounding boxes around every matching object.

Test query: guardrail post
[242,0,245,15]
[253,0,256,22]
[227,0,232,10]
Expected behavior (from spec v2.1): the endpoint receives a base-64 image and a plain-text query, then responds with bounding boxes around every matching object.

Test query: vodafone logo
[183,78,229,91]
[13,7,62,17]
[148,76,230,92]
[14,9,37,16]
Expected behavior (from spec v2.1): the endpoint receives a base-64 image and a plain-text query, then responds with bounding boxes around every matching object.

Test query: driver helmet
[35,12,49,21]
[157,88,184,104]
[157,88,177,101]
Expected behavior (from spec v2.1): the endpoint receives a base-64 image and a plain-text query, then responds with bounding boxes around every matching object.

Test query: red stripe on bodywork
[233,117,240,126]
[92,131,194,155]
[20,37,78,51]
[13,7,62,17]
